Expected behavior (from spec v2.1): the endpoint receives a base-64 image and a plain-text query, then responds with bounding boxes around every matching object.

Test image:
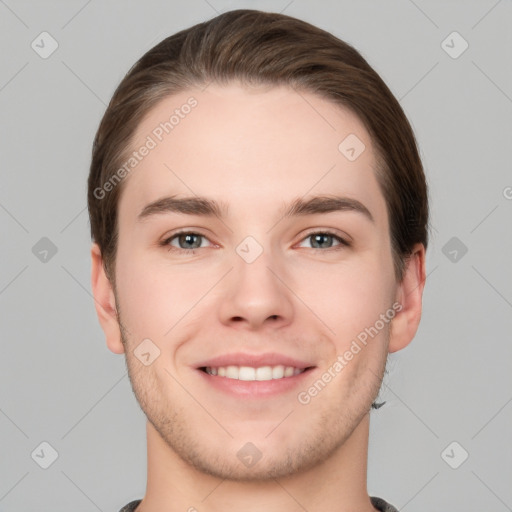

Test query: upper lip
[196,352,313,369]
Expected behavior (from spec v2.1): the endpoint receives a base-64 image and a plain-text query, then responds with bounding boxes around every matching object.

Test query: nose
[218,246,294,331]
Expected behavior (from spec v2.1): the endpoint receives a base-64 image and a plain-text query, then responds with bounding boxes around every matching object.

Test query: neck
[136,413,376,512]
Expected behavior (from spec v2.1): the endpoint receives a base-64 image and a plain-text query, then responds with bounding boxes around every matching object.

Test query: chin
[180,444,328,482]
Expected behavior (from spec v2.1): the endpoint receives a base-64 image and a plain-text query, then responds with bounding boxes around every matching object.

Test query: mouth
[195,353,315,398]
[200,364,307,381]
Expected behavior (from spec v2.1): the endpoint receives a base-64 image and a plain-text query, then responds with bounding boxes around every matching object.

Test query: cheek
[290,251,396,343]
[114,246,217,341]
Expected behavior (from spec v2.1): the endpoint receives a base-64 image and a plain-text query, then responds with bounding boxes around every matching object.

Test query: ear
[388,243,426,353]
[91,243,125,354]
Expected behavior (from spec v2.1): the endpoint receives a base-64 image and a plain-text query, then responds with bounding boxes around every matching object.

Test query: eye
[297,231,350,250]
[162,231,212,253]
[160,229,350,255]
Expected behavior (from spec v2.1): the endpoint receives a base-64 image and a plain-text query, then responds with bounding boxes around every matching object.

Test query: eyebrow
[137,194,374,223]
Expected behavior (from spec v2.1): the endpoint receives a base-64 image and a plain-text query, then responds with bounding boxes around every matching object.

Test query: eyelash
[160,229,351,255]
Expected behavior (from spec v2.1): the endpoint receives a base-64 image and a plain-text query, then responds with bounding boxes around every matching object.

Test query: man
[88,9,427,512]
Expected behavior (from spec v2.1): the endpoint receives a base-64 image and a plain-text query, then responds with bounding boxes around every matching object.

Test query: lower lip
[196,368,315,398]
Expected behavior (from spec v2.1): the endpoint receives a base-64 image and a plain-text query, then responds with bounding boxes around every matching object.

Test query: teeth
[256,366,272,381]
[226,365,238,379]
[205,364,305,381]
[284,366,294,377]
[239,366,255,381]
[272,365,284,379]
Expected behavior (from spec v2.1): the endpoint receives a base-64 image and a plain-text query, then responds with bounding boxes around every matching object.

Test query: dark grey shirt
[119,496,399,511]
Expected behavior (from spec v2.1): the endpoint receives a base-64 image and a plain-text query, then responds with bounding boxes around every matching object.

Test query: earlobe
[90,243,125,354]
[388,243,426,353]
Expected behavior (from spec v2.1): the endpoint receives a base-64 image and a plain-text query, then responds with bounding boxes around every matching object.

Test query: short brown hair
[88,9,428,283]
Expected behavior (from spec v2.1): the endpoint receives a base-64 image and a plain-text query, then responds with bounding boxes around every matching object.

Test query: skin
[91,82,425,512]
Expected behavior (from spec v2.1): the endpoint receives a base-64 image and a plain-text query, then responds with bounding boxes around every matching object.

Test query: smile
[203,365,305,381]
[196,353,315,398]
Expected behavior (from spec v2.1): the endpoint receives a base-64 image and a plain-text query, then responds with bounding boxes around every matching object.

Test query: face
[108,83,402,480]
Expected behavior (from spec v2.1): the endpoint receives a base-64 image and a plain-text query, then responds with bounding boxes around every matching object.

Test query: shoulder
[370,496,400,512]
[118,499,142,512]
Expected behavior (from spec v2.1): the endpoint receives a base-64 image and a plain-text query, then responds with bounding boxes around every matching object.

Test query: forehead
[119,82,386,226]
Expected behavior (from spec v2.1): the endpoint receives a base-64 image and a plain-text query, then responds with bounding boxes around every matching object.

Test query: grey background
[0,0,511,511]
